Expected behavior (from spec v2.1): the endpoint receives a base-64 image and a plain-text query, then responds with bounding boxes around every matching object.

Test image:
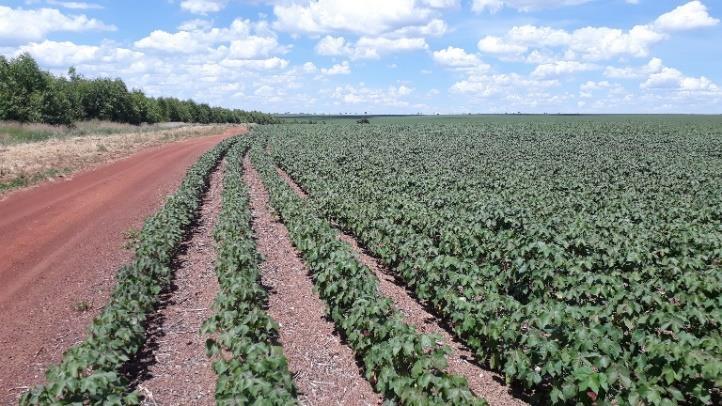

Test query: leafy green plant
[250,139,485,406]
[257,120,722,405]
[202,139,297,404]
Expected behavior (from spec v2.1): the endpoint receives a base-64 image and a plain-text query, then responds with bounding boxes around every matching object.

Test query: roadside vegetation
[0,123,235,195]
[0,120,191,146]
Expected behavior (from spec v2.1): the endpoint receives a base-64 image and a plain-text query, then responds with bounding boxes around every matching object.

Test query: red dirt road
[0,128,241,404]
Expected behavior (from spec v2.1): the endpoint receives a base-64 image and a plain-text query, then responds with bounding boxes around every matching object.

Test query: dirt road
[0,128,240,404]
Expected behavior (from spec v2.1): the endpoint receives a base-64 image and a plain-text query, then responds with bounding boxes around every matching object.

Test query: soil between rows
[244,154,382,406]
[132,161,226,405]
[275,165,529,406]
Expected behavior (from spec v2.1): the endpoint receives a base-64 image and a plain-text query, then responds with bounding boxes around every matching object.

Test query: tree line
[0,53,279,125]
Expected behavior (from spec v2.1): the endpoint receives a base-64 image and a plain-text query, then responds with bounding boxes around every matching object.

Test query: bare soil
[0,129,239,405]
[135,162,225,405]
[275,166,529,406]
[244,155,382,406]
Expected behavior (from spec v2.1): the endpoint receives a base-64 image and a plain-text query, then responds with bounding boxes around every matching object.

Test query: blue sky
[1,0,721,114]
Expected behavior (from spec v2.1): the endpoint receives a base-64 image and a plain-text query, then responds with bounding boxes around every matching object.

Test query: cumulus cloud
[653,1,719,31]
[0,6,115,44]
[46,1,104,10]
[330,83,414,106]
[605,57,719,94]
[320,61,351,75]
[604,57,664,79]
[135,18,286,60]
[641,65,719,93]
[273,0,444,36]
[432,46,489,71]
[14,40,142,66]
[531,60,596,78]
[471,0,592,13]
[180,0,227,15]
[450,72,558,96]
[476,1,718,61]
[315,34,428,59]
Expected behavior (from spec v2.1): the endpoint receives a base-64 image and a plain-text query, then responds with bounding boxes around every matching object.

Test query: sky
[1,0,721,114]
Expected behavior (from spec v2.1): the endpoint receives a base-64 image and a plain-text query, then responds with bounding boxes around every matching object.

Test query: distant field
[278,113,722,126]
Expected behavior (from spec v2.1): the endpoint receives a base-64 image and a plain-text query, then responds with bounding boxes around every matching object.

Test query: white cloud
[475,2,719,62]
[227,37,281,59]
[273,0,438,36]
[477,35,527,54]
[421,0,459,8]
[604,57,663,79]
[13,40,142,66]
[355,36,428,57]
[134,18,286,59]
[450,72,558,96]
[315,34,427,59]
[46,1,104,10]
[653,1,719,31]
[531,60,596,78]
[580,80,610,92]
[178,19,214,31]
[315,35,351,55]
[604,57,719,94]
[180,0,227,15]
[220,57,289,70]
[472,0,592,13]
[320,61,351,75]
[302,62,318,73]
[642,66,719,93]
[0,6,115,44]
[432,46,484,68]
[330,83,414,106]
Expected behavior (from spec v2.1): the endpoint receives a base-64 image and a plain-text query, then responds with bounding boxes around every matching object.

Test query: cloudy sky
[1,0,720,114]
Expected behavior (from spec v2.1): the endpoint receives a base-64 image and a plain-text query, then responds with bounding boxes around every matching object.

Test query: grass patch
[0,167,72,194]
[0,120,194,146]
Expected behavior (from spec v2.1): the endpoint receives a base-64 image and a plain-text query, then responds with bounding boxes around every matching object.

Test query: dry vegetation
[0,121,240,194]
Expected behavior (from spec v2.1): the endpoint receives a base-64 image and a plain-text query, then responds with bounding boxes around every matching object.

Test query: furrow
[244,154,381,406]
[134,162,225,405]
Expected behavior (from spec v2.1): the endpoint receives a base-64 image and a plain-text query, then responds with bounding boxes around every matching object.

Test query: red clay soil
[244,155,382,406]
[275,166,529,406]
[138,162,225,406]
[0,128,241,404]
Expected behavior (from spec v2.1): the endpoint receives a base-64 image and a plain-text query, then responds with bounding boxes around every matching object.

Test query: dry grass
[0,120,193,146]
[0,123,237,194]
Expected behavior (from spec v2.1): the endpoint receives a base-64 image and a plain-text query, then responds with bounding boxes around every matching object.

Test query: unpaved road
[0,128,240,404]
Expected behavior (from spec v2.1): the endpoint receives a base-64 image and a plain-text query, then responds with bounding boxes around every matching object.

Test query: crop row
[260,122,722,405]
[21,136,239,405]
[201,139,297,404]
[249,139,486,405]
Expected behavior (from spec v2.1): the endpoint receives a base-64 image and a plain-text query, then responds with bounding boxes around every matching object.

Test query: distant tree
[0,54,278,126]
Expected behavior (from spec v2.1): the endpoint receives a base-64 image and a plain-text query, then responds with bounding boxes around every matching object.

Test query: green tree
[0,53,48,122]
